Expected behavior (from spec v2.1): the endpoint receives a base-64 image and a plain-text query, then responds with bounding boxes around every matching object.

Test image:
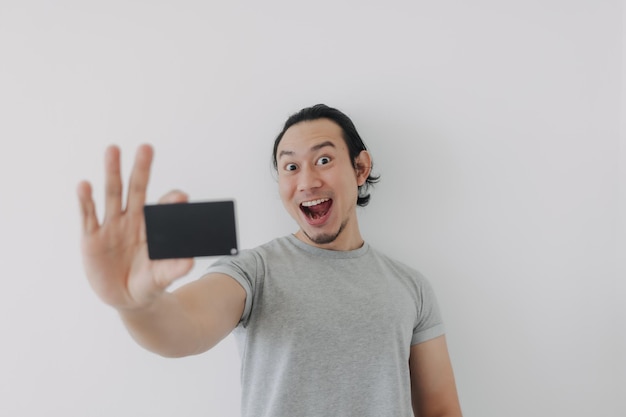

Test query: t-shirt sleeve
[411,276,446,345]
[205,249,261,327]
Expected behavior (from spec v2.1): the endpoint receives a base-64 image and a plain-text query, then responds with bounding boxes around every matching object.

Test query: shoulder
[364,245,440,309]
[367,244,430,283]
[209,235,294,270]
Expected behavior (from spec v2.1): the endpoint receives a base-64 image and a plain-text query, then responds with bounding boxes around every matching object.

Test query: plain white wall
[618,0,626,412]
[0,1,623,416]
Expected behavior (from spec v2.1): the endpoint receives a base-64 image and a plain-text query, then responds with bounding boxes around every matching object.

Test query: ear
[354,150,372,186]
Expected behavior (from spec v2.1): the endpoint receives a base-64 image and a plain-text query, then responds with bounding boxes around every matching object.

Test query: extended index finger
[103,145,123,222]
[125,144,154,214]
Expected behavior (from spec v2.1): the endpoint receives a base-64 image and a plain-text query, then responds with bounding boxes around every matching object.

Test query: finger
[126,144,154,214]
[158,189,189,205]
[103,145,123,222]
[76,180,99,234]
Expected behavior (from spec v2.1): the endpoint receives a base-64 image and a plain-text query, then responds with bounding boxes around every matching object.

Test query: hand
[77,144,194,311]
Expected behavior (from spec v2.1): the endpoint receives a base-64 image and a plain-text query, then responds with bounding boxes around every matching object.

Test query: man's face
[276,118,371,250]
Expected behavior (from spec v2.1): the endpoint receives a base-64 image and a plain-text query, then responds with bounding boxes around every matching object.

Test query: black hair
[272,104,380,207]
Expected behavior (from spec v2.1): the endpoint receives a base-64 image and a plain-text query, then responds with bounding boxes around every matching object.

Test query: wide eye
[284,163,298,172]
[316,156,331,165]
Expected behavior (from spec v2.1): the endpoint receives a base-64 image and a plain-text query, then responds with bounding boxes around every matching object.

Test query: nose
[298,165,322,192]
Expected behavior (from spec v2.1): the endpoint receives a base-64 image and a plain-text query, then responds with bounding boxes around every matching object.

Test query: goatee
[302,220,347,245]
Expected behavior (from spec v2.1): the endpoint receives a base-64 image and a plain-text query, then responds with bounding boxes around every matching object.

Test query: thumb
[158,190,189,204]
[152,258,195,290]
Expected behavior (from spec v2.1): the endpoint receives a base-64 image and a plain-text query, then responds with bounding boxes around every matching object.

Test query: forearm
[116,273,244,358]
[117,292,211,358]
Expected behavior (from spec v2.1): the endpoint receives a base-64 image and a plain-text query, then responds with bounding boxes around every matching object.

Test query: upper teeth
[301,198,329,207]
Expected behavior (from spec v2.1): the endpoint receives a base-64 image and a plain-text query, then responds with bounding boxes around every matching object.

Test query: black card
[144,200,238,260]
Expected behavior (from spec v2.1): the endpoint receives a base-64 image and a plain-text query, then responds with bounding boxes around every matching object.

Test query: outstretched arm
[77,145,245,357]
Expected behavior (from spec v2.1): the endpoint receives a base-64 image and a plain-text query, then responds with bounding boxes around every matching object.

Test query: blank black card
[144,200,238,260]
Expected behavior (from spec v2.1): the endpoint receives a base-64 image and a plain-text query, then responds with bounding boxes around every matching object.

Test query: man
[77,104,462,417]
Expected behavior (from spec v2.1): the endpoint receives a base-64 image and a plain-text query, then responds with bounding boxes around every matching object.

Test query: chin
[306,232,339,245]
[302,221,346,246]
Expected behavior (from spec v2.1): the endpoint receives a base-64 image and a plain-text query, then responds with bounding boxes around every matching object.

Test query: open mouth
[300,198,332,221]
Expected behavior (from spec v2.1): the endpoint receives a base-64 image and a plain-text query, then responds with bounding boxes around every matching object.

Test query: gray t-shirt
[207,234,444,417]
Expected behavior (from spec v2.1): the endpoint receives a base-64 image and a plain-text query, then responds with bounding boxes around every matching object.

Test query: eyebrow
[278,141,336,159]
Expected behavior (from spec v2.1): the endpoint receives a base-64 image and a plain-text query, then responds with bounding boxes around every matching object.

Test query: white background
[1,1,624,416]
